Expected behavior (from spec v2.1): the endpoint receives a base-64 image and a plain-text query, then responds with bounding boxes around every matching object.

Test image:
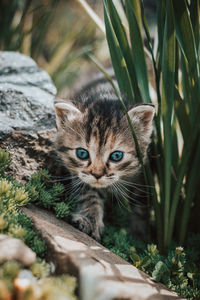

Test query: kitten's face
[55,101,154,188]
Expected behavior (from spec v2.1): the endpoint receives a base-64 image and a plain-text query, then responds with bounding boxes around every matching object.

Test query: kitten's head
[55,100,155,188]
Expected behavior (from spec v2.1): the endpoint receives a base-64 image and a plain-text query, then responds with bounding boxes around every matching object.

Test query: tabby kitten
[54,76,155,241]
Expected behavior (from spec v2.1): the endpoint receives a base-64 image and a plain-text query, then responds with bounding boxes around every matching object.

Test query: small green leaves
[103,222,200,298]
[54,202,71,219]
[130,252,141,268]
[30,259,50,279]
[14,188,29,206]
[0,148,11,171]
[152,261,170,283]
[26,170,75,217]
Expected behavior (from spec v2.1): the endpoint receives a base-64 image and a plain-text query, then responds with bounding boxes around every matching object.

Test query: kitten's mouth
[83,179,111,188]
[90,181,109,188]
[82,179,115,188]
[79,172,117,188]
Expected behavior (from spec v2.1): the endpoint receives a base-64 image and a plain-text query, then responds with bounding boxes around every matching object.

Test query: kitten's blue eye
[109,151,123,162]
[76,148,89,160]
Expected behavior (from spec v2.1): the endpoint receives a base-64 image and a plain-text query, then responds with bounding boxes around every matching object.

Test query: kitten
[54,75,155,241]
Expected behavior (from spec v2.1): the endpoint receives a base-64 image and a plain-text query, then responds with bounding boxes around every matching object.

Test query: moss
[102,221,200,299]
[26,169,75,216]
[0,148,77,298]
[30,259,50,279]
[0,261,21,292]
[20,275,77,300]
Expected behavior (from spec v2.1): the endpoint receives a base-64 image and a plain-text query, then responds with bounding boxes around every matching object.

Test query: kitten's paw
[71,214,92,235]
[91,221,104,242]
[71,213,104,241]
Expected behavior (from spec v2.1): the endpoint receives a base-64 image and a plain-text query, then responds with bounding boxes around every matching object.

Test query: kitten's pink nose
[91,171,103,180]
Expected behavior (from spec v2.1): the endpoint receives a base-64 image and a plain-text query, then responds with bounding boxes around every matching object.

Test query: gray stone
[0,51,59,179]
[0,234,36,266]
[0,51,57,134]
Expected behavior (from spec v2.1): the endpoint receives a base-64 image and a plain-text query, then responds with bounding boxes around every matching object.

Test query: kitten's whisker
[63,178,82,194]
[70,180,83,193]
[120,178,154,189]
[118,181,148,198]
[112,184,125,210]
[115,182,147,208]
[112,183,132,212]
[48,177,77,182]
[48,174,76,179]
[114,182,131,202]
[72,182,86,202]
[111,184,124,211]
[119,179,153,195]
[118,180,152,197]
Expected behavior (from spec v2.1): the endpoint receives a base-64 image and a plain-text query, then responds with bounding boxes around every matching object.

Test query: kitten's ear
[54,102,82,129]
[128,104,155,133]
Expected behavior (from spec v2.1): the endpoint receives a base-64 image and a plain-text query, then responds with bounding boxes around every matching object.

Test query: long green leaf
[140,0,161,104]
[174,86,191,143]
[179,139,200,244]
[106,0,142,102]
[168,103,200,245]
[189,0,200,54]
[139,2,163,243]
[125,0,151,102]
[180,51,193,118]
[161,0,175,248]
[156,0,166,74]
[173,0,200,105]
[103,0,135,103]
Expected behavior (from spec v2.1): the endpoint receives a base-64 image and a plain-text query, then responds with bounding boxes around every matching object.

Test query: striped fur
[55,77,155,240]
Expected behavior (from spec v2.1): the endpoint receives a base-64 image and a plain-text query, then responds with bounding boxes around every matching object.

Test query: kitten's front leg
[71,190,104,241]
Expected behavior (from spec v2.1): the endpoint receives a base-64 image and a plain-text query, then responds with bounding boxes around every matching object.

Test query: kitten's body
[55,74,154,240]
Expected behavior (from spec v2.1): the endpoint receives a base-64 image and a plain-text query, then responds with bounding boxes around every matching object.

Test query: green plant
[26,169,76,218]
[0,149,46,257]
[102,224,200,300]
[98,0,200,252]
[0,148,77,298]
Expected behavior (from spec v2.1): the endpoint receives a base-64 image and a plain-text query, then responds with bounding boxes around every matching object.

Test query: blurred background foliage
[0,0,108,93]
[0,0,156,93]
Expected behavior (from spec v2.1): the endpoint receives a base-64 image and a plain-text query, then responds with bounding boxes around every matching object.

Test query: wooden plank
[22,206,184,300]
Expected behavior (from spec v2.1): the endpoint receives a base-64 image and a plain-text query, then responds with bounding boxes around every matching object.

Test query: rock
[0,129,58,180]
[22,206,184,300]
[0,235,36,267]
[0,51,56,134]
[0,51,60,179]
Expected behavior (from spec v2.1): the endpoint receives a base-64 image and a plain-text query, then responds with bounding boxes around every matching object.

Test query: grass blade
[173,0,200,104]
[107,0,142,102]
[161,0,175,248]
[168,102,200,245]
[125,0,151,102]
[189,0,200,53]
[76,0,105,33]
[174,86,191,143]
[103,0,135,103]
[179,139,200,244]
